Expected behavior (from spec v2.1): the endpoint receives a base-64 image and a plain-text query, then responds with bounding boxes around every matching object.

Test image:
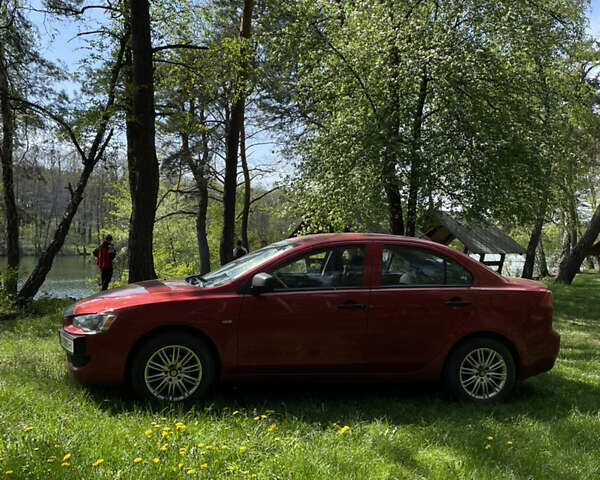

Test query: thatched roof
[423,212,525,255]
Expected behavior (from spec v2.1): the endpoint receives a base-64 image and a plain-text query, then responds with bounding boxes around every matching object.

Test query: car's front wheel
[130,332,216,403]
[444,337,516,403]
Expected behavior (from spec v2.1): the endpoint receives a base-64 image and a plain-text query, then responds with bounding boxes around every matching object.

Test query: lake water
[0,256,98,299]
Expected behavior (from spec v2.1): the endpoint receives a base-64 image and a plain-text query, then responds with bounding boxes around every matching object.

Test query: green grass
[1,275,600,479]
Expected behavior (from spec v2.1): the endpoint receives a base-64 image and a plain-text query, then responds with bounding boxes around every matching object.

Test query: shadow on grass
[78,369,599,427]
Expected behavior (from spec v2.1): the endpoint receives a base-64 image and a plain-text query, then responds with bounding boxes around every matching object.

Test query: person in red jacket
[93,234,116,291]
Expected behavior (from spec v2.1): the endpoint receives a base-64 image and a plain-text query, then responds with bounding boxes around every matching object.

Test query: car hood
[72,279,202,314]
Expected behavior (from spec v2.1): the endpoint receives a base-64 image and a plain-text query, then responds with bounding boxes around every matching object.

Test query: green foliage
[259,0,591,233]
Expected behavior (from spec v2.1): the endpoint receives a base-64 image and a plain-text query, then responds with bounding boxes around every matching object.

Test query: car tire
[130,332,216,403]
[444,337,516,404]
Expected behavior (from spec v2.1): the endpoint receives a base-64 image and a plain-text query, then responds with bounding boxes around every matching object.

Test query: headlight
[72,313,117,333]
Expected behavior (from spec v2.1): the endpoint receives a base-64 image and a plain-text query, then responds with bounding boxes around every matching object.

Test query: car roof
[291,232,439,247]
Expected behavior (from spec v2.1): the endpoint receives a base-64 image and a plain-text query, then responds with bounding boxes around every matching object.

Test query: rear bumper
[520,329,560,380]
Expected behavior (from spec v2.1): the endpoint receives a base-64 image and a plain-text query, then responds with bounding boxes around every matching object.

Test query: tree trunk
[382,23,403,236]
[127,0,159,282]
[181,104,211,276]
[0,44,19,295]
[406,66,429,237]
[240,117,251,251]
[555,204,600,284]
[537,236,549,278]
[219,0,254,266]
[522,203,546,279]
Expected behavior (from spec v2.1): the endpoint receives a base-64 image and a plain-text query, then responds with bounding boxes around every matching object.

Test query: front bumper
[58,328,126,385]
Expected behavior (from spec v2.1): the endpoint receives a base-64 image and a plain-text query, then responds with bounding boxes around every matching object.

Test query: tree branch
[152,44,208,53]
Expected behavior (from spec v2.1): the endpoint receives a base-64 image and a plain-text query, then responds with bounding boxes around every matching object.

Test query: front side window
[270,245,365,290]
[381,245,472,287]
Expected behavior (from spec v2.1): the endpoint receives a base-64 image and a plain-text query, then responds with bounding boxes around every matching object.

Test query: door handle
[445,299,471,307]
[337,302,367,310]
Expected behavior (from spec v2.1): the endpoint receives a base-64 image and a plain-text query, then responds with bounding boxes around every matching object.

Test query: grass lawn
[1,274,599,479]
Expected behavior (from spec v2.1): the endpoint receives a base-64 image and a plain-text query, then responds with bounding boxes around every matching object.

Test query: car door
[236,244,371,374]
[367,244,476,372]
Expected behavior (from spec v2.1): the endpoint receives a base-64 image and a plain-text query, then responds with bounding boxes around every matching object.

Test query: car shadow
[80,371,599,426]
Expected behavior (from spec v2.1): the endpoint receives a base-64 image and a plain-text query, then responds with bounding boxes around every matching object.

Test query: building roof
[423,211,525,255]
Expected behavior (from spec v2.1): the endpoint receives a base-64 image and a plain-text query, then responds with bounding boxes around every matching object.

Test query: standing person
[233,239,248,259]
[93,234,116,291]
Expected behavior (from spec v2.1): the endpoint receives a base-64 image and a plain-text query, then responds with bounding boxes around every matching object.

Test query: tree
[0,0,56,295]
[259,0,588,237]
[220,0,253,265]
[126,0,159,282]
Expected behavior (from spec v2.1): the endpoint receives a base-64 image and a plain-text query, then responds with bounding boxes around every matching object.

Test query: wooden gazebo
[422,212,525,273]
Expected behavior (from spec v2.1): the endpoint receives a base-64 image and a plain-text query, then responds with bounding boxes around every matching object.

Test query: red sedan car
[59,234,559,404]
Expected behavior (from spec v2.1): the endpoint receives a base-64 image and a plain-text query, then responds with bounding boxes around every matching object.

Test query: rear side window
[381,245,472,287]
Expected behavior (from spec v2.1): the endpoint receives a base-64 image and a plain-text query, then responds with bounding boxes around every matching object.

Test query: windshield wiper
[185,275,206,286]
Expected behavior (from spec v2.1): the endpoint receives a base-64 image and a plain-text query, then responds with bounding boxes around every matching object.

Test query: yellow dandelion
[187,469,196,475]
[62,454,71,462]
[194,421,199,426]
[268,424,277,432]
[507,441,513,446]
[487,436,494,441]
[145,429,153,435]
[274,437,281,441]
[485,444,491,450]
[47,458,55,463]
[197,443,204,448]
[253,416,260,421]
[232,410,239,415]
[133,457,142,463]
[160,417,167,421]
[152,458,160,464]
[175,422,186,431]
[246,433,251,438]
[61,462,70,467]
[160,443,168,452]
[92,459,104,467]
[239,446,247,452]
[162,426,171,431]
[54,445,60,449]
[33,448,39,451]
[251,475,257,479]
[171,467,177,472]
[4,471,13,475]
[242,471,249,475]
[179,448,187,455]
[260,415,267,419]
[178,463,184,469]
[24,426,33,432]
[266,409,275,414]
[221,445,229,450]
[161,431,169,438]
[200,463,208,470]
[339,426,350,435]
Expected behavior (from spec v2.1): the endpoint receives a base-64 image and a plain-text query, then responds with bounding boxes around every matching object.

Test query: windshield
[187,240,297,287]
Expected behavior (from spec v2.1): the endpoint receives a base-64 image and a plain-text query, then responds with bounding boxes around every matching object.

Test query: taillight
[540,290,552,308]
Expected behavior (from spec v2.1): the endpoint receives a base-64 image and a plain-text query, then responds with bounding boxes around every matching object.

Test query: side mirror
[251,272,275,294]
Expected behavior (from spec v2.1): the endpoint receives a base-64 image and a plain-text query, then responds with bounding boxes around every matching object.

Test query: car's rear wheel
[130,332,216,403]
[444,337,516,403]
